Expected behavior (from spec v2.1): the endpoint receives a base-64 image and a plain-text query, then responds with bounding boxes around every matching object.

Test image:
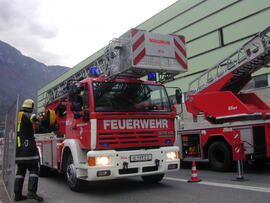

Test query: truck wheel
[208,141,232,171]
[141,174,164,184]
[65,155,84,191]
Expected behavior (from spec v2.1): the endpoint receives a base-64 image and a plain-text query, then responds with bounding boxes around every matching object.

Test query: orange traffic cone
[187,161,201,183]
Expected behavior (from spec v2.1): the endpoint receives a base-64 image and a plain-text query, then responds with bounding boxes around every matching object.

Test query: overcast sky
[0,0,177,67]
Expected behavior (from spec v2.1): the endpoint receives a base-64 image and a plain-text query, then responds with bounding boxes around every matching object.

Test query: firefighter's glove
[30,114,38,123]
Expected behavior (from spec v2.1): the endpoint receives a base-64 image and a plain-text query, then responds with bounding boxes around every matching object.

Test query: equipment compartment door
[181,132,201,158]
[42,140,57,169]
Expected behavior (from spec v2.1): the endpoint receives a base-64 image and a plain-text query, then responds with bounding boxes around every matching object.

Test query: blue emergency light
[147,72,157,81]
[101,143,109,147]
[88,66,101,77]
[165,139,172,144]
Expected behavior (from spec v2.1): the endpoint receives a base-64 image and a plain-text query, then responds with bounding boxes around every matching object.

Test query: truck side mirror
[68,85,79,102]
[83,110,90,122]
[175,89,182,104]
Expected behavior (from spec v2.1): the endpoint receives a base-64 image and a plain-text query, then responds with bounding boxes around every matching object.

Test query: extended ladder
[187,25,270,96]
[44,29,188,105]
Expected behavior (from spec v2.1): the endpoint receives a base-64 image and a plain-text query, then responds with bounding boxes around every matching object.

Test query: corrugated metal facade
[38,0,270,111]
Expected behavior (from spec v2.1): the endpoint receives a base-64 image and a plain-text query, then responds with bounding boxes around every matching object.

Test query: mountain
[0,40,69,122]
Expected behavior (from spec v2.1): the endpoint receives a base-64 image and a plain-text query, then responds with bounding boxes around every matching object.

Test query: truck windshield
[93,82,171,112]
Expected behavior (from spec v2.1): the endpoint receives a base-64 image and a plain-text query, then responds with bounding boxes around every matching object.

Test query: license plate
[130,154,152,162]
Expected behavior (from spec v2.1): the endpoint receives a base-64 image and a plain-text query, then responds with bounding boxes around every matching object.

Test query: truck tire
[65,155,84,192]
[141,174,164,184]
[208,141,232,171]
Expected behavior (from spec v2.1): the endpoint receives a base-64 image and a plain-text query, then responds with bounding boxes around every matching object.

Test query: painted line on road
[164,177,270,193]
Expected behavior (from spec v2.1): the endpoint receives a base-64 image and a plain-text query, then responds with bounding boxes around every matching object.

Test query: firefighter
[14,99,43,202]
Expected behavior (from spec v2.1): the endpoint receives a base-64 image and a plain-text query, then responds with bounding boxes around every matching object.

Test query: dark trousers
[14,161,39,196]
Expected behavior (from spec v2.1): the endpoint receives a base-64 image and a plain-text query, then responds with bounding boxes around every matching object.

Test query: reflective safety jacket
[16,111,39,163]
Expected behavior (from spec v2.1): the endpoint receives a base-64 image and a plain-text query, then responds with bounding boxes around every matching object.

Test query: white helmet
[22,99,34,109]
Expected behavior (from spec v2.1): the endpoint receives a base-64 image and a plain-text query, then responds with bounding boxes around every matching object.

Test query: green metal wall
[137,0,270,90]
[38,0,270,111]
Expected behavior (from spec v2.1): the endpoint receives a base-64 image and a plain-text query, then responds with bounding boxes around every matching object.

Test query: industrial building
[38,0,270,111]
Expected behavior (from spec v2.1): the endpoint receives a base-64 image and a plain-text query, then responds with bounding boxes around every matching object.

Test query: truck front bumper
[76,146,180,181]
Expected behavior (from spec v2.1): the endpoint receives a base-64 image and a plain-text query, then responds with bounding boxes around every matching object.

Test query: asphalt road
[20,162,270,203]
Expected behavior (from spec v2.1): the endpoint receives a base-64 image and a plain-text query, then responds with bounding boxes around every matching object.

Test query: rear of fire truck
[36,28,187,191]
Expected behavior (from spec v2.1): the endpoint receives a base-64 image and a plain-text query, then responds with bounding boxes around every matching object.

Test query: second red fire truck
[179,25,270,171]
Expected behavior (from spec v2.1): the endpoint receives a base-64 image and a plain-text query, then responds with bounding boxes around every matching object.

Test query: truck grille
[97,130,174,149]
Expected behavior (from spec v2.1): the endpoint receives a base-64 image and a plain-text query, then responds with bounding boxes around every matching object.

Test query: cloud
[0,0,177,67]
[0,0,36,30]
[0,0,58,38]
[0,0,59,65]
[29,23,58,39]
[0,1,19,29]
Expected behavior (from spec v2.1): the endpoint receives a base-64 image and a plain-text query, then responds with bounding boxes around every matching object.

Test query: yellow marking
[17,112,24,132]
[17,112,24,147]
[17,136,21,147]
[48,109,56,125]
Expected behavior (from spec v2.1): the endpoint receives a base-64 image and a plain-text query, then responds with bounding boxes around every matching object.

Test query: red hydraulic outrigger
[186,25,270,124]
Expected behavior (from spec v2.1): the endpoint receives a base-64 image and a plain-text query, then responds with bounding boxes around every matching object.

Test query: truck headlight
[166,151,179,161]
[88,156,112,166]
[96,156,112,166]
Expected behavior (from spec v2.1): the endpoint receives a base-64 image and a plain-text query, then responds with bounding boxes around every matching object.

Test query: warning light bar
[88,66,101,77]
[148,72,157,81]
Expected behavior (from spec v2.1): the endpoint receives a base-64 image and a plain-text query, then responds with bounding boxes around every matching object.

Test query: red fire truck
[36,29,187,191]
[179,25,270,171]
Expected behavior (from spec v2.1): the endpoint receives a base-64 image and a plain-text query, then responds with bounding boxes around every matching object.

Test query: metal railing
[1,95,19,202]
[187,25,270,96]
